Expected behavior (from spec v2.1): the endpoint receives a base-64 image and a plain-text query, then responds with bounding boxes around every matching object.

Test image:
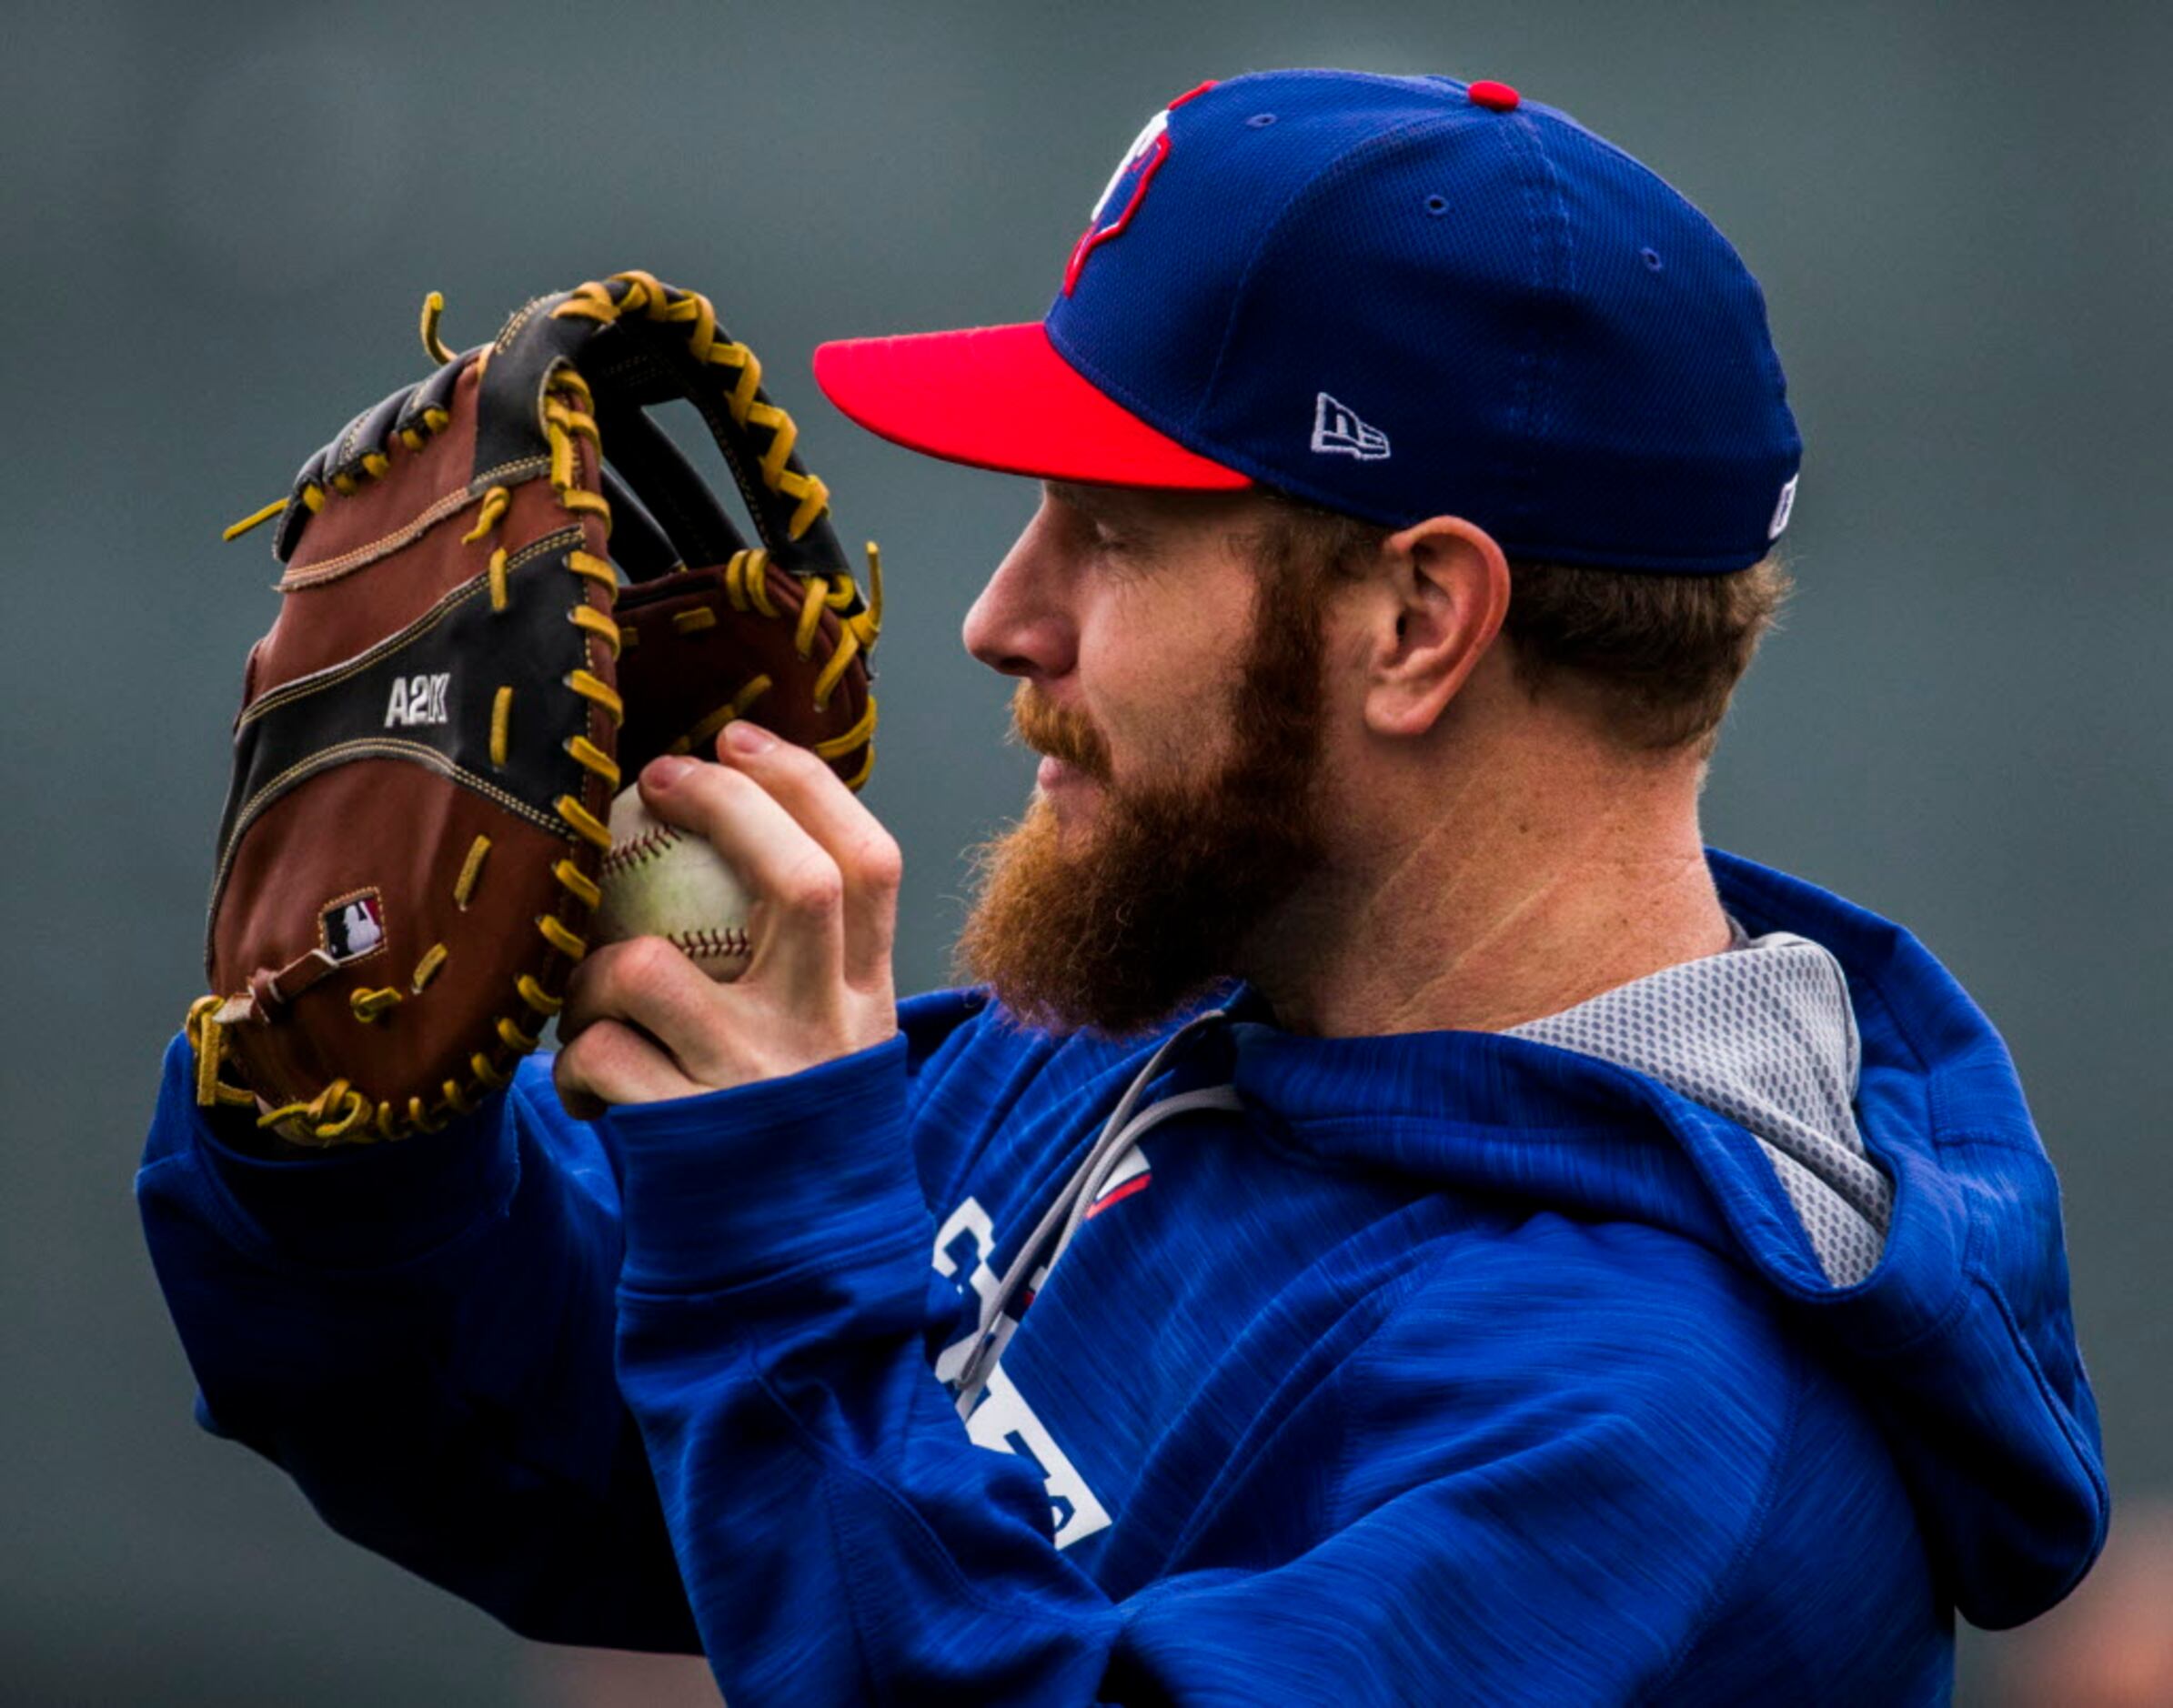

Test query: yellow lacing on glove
[795,545,886,712]
[553,858,601,909]
[452,834,492,909]
[563,733,620,790]
[838,742,876,791]
[671,675,775,759]
[724,548,781,618]
[530,367,617,1045]
[813,698,880,763]
[516,973,563,1016]
[220,498,289,544]
[237,362,621,1145]
[489,687,513,767]
[556,794,611,850]
[186,995,258,1110]
[566,667,623,721]
[558,487,612,528]
[221,295,466,544]
[538,913,589,959]
[411,942,448,990]
[257,1078,371,1145]
[350,987,402,1022]
[548,269,887,781]
[707,540,884,768]
[551,270,832,540]
[545,396,599,493]
[568,603,622,657]
[373,364,616,1145]
[462,484,512,545]
[419,289,457,365]
[566,548,618,590]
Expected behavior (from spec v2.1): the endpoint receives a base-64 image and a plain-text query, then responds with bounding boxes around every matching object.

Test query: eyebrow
[1046,481,1175,534]
[1045,480,1118,517]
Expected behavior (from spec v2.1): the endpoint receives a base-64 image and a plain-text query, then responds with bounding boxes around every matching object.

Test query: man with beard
[141,72,2104,1703]
[952,485,1344,1040]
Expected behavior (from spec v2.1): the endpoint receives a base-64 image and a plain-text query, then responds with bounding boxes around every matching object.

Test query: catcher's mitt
[186,270,882,1146]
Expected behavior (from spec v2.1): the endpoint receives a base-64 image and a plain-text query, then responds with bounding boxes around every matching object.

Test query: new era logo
[1310,393,1391,461]
[1766,473,1799,541]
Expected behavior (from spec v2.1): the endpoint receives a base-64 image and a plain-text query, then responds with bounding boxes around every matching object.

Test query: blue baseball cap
[814,70,1801,572]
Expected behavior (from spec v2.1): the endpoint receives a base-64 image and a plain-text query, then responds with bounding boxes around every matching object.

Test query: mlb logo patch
[320,890,387,963]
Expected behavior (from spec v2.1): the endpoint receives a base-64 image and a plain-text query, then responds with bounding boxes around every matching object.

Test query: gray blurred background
[4,1,2168,1702]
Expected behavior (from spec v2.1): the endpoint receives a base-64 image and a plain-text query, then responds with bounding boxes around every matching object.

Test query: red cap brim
[811,322,1250,490]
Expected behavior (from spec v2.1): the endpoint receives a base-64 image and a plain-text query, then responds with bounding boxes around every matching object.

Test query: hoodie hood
[1213,849,2107,1630]
[1509,920,1893,1288]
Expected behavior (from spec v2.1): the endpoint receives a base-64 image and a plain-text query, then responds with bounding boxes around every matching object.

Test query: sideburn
[953,546,1336,1038]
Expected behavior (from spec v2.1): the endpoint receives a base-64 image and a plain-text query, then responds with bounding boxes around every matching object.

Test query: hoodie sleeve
[609,1049,1841,1705]
[135,1030,700,1650]
[131,989,991,1653]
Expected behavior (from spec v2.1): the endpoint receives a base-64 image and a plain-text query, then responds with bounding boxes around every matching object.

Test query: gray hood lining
[1508,929,1892,1286]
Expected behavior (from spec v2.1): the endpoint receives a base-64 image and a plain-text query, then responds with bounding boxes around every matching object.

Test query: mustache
[1011,684,1112,781]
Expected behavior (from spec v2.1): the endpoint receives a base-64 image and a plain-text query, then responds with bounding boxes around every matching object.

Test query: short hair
[1253,496,1791,756]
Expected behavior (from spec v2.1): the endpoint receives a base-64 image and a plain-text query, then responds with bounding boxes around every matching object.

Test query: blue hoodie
[136,851,2106,1703]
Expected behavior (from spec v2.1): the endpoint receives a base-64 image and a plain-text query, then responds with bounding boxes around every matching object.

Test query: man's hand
[553,719,901,1120]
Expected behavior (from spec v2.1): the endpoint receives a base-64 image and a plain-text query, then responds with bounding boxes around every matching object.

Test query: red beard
[953,556,1334,1037]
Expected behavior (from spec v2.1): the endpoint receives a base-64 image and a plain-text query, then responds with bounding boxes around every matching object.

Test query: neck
[1244,718,1732,1039]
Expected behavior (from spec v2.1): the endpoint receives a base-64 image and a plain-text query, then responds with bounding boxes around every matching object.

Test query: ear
[1354,516,1511,739]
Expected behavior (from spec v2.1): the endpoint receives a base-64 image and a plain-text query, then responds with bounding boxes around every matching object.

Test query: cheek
[1319,625,1373,729]
[1079,609,1241,777]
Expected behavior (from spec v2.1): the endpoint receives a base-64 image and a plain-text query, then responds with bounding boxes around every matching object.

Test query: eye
[1089,522,1143,568]
[1057,498,1157,578]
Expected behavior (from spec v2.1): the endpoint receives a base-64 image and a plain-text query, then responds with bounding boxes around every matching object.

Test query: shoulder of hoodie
[1331,1212,1927,1616]
[1349,1217,1947,1693]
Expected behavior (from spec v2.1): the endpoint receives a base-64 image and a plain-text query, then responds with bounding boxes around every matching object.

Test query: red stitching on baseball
[600,825,680,879]
[667,927,750,961]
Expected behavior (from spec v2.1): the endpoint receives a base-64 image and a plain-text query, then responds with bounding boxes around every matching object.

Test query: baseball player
[141,71,2104,1703]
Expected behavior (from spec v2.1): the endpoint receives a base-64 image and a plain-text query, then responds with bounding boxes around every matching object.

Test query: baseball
[591,783,754,980]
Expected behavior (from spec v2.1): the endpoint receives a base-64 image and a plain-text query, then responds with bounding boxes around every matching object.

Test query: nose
[962,497,1077,682]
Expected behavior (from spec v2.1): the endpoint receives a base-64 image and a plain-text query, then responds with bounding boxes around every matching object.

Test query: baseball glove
[186,270,882,1146]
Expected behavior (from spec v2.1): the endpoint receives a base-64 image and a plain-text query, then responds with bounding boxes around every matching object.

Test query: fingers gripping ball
[593,786,754,981]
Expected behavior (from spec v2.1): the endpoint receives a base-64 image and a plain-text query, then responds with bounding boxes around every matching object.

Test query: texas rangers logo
[1062,79,1216,295]
[931,1195,1114,1550]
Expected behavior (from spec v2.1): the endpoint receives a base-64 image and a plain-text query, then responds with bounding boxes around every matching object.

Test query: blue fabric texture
[136,850,2105,1703]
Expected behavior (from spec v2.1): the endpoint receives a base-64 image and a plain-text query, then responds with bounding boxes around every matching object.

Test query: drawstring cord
[951,1010,1242,1410]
